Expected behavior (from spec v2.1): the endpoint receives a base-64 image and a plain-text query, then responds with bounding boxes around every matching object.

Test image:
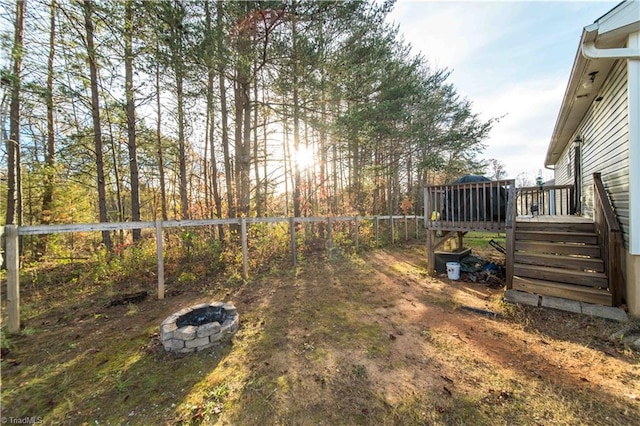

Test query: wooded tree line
[1,0,495,251]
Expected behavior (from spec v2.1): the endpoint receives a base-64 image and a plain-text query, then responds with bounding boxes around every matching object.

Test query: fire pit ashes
[160,302,239,354]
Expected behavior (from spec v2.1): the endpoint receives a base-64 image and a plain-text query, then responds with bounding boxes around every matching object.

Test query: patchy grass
[1,242,639,425]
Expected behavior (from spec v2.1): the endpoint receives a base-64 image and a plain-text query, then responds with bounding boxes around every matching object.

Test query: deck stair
[512,218,612,306]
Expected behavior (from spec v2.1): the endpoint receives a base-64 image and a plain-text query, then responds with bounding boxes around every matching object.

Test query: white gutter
[582,20,640,59]
[582,41,640,59]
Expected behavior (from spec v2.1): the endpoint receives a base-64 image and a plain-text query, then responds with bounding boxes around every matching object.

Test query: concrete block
[175,325,197,340]
[185,336,210,349]
[160,322,177,341]
[197,321,221,338]
[581,303,629,322]
[167,339,184,350]
[541,296,582,314]
[504,290,540,307]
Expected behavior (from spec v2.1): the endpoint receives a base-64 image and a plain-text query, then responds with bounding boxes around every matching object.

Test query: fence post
[391,216,395,244]
[327,217,333,259]
[375,216,379,248]
[404,215,408,241]
[155,220,164,300]
[354,216,359,253]
[289,217,297,267]
[241,218,248,279]
[6,225,20,333]
[415,215,419,239]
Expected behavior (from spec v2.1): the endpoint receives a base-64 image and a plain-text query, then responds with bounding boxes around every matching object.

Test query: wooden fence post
[354,216,359,253]
[404,215,408,241]
[327,217,333,259]
[241,218,248,279]
[375,216,379,248]
[155,220,164,300]
[391,217,395,244]
[6,225,20,333]
[415,215,419,239]
[289,217,297,267]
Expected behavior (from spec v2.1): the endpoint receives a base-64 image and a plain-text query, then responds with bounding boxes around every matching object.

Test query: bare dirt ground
[2,243,639,425]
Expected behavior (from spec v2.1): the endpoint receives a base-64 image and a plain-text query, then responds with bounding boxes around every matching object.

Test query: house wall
[553,59,640,316]
[555,59,630,247]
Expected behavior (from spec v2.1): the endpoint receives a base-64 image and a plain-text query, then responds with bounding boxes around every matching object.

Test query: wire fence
[2,215,425,332]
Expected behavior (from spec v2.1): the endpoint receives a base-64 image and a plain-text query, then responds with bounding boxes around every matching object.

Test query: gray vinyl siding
[555,60,630,247]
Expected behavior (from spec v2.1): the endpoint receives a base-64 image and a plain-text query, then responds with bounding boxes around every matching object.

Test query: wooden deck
[424,175,624,307]
[516,215,592,224]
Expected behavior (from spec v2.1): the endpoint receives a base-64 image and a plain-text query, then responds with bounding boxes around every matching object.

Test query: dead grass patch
[2,243,639,424]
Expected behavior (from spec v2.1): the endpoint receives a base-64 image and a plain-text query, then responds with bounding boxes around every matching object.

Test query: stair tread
[514,253,604,272]
[512,276,610,295]
[514,263,606,278]
[517,230,596,236]
[512,276,612,305]
[516,240,599,246]
[514,263,608,287]
[515,252,603,263]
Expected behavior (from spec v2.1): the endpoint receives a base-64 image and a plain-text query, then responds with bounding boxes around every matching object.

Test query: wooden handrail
[515,184,575,216]
[593,173,620,232]
[424,179,515,232]
[592,172,623,306]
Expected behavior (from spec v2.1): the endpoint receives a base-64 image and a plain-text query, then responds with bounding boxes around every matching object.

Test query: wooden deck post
[426,229,435,275]
[505,183,516,289]
[6,225,20,333]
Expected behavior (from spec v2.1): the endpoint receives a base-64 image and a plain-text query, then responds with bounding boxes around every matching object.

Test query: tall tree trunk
[253,65,261,217]
[125,0,141,240]
[291,5,302,218]
[176,64,188,219]
[205,0,223,238]
[6,0,25,227]
[82,0,111,250]
[155,54,167,221]
[241,80,251,217]
[39,0,55,256]
[42,0,55,221]
[217,0,234,219]
[104,105,123,227]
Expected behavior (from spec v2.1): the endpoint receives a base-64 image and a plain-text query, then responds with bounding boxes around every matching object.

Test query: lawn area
[2,243,639,425]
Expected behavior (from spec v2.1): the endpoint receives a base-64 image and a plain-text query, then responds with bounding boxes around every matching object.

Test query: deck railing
[516,184,575,216]
[424,179,516,232]
[593,173,623,305]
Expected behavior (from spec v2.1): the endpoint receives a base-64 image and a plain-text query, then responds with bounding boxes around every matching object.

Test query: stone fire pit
[160,302,239,354]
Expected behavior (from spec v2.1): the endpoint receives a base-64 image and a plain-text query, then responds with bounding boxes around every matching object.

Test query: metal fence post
[6,225,20,333]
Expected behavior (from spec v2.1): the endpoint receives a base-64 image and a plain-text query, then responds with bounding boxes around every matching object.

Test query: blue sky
[386,0,621,183]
